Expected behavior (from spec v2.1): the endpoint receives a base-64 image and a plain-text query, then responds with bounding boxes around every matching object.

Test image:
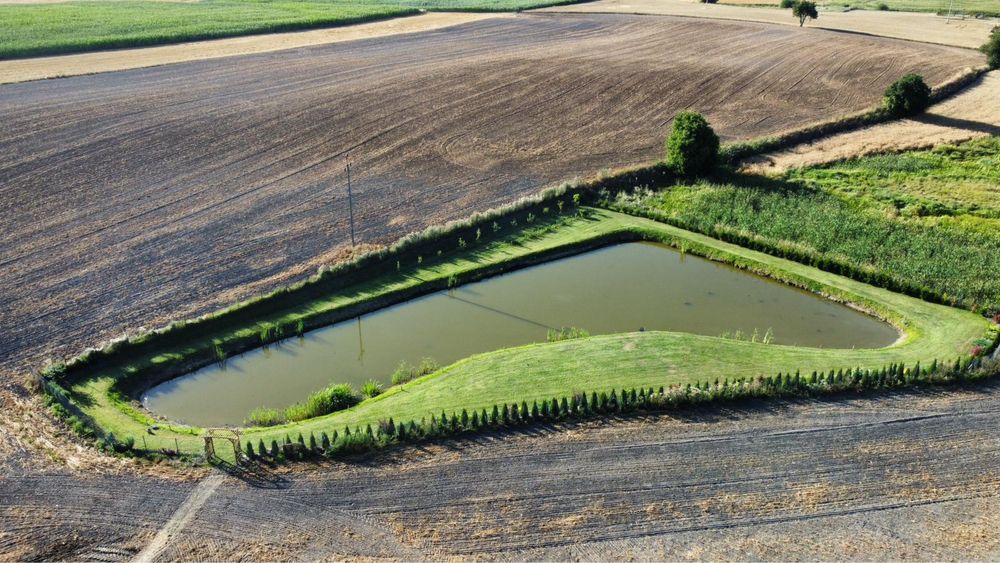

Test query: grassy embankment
[618,137,1000,315]
[0,0,582,60]
[56,207,991,459]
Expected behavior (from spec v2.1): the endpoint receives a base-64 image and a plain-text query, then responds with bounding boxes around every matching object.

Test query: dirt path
[3,384,1000,559]
[0,12,506,85]
[133,474,224,563]
[539,0,996,48]
[743,71,1000,173]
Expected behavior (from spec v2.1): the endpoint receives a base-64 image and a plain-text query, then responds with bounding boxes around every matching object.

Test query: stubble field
[3,384,1000,559]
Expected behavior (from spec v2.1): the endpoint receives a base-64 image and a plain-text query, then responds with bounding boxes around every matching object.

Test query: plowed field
[0,13,981,383]
[3,384,1000,559]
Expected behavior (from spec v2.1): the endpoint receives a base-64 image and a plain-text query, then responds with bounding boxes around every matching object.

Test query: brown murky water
[143,242,899,426]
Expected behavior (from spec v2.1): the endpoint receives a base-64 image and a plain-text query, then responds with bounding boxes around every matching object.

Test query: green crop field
[616,137,1000,313]
[789,137,1000,223]
[52,207,992,460]
[0,0,581,60]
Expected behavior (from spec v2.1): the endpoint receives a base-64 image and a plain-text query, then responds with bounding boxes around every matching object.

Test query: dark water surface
[143,242,898,426]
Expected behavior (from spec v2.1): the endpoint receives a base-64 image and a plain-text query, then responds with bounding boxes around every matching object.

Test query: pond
[143,242,899,426]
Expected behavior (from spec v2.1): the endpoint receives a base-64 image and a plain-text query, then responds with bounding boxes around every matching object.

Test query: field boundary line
[0,12,507,85]
[133,474,225,563]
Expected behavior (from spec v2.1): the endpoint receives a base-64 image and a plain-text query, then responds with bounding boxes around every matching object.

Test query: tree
[981,26,999,70]
[883,74,931,117]
[792,1,818,26]
[665,111,719,177]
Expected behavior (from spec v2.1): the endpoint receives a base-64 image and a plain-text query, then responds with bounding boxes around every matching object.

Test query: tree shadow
[911,113,1000,136]
[212,458,291,489]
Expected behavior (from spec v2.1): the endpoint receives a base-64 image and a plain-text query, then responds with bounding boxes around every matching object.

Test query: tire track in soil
[133,474,224,563]
[3,385,999,558]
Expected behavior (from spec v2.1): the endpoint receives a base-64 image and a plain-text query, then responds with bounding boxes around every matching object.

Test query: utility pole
[346,155,356,247]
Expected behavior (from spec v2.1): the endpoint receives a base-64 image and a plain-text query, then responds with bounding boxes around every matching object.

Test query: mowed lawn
[65,209,992,456]
[0,0,579,59]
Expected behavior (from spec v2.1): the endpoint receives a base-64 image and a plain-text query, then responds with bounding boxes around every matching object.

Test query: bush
[390,357,440,385]
[877,2,889,9]
[792,0,818,26]
[246,407,285,427]
[883,74,931,117]
[247,383,360,426]
[665,112,719,177]
[982,26,1000,70]
[780,0,795,8]
[294,383,359,419]
[546,327,590,342]
[361,379,384,398]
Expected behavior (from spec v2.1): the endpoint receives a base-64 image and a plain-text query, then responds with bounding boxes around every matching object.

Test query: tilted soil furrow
[3,386,998,558]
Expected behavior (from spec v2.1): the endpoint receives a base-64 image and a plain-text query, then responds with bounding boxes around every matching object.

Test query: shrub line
[242,356,999,464]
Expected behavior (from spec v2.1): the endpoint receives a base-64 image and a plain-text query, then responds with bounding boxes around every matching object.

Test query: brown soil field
[0,14,981,381]
[0,12,506,85]
[0,14,989,558]
[743,70,1000,172]
[3,384,1000,559]
[540,0,997,48]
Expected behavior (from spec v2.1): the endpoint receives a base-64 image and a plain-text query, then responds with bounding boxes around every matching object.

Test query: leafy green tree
[665,111,720,177]
[883,74,931,117]
[982,26,1000,69]
[792,0,818,26]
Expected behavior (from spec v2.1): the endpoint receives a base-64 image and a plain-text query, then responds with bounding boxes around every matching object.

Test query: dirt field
[0,14,981,382]
[0,14,991,558]
[743,71,1000,172]
[0,12,505,84]
[3,384,1000,559]
[540,0,997,48]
